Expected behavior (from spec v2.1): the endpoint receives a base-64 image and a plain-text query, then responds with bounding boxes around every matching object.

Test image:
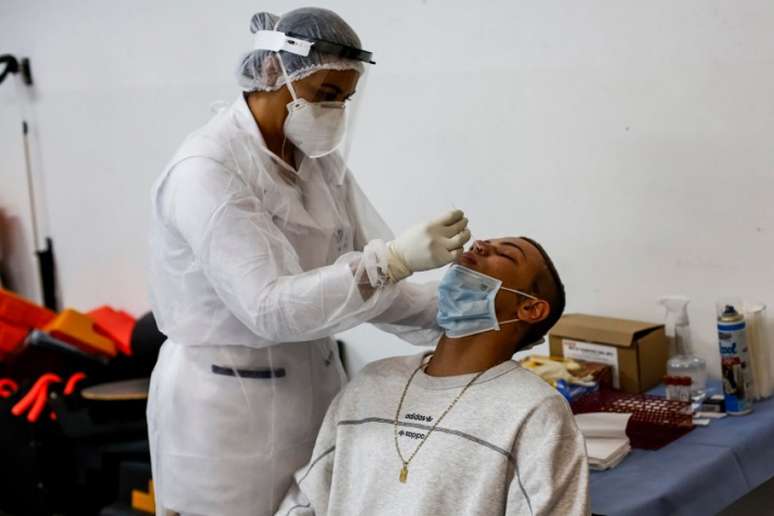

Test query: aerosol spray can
[717,301,753,415]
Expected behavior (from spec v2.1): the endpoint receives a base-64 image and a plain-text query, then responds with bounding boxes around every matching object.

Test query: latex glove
[386,210,471,282]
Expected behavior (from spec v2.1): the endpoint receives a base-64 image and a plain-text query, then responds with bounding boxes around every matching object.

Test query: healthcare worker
[146,8,470,516]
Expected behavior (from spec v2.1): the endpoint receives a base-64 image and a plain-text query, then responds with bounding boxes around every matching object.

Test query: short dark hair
[518,237,566,349]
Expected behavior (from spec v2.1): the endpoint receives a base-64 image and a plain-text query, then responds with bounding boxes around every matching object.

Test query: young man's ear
[517,299,550,323]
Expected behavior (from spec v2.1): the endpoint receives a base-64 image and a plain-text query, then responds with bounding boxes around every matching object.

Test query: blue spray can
[717,303,753,415]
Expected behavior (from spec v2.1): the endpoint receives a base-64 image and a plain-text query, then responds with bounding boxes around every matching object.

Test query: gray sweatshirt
[275,352,590,516]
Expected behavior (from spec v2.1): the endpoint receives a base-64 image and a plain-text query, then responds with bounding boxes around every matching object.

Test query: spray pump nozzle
[658,295,690,338]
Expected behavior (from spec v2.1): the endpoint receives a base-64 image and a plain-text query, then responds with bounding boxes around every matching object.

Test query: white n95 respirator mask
[283,98,347,158]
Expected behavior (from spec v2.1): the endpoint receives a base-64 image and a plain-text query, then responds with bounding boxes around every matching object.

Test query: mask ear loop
[498,287,540,327]
[269,16,306,106]
[276,53,299,102]
[274,52,300,172]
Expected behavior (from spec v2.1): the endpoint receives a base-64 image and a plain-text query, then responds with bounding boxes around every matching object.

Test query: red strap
[0,379,18,398]
[11,378,46,416]
[11,374,62,419]
[0,378,17,390]
[27,388,50,422]
[64,372,87,396]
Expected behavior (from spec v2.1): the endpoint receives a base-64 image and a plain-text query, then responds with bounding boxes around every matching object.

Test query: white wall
[1,0,773,377]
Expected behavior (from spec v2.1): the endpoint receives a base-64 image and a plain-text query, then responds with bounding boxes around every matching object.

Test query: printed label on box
[563,339,620,389]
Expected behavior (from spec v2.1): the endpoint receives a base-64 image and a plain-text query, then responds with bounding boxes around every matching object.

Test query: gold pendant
[399,465,408,483]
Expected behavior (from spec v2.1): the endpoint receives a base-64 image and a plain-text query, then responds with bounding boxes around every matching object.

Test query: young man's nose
[472,240,491,256]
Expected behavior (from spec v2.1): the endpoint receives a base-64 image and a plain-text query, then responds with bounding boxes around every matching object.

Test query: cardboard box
[548,314,668,393]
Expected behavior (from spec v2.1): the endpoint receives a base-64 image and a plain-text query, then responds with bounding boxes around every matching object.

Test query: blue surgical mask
[436,265,538,338]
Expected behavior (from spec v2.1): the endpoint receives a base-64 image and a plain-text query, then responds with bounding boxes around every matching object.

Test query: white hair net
[237,7,366,92]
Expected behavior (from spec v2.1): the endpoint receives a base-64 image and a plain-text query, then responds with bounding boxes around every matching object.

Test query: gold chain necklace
[392,356,486,484]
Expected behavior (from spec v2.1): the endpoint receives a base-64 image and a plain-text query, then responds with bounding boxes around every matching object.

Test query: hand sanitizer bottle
[659,296,707,399]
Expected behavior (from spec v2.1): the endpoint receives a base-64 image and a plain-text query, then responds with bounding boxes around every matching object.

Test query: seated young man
[275,237,589,516]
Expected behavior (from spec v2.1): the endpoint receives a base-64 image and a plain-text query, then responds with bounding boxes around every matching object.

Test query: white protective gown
[147,95,441,516]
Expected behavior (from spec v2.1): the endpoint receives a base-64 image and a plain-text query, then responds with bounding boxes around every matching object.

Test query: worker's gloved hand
[386,210,471,282]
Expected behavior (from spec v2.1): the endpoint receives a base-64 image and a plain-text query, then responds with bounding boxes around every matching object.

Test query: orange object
[131,480,155,514]
[88,306,136,356]
[0,288,55,329]
[0,320,28,355]
[43,309,117,358]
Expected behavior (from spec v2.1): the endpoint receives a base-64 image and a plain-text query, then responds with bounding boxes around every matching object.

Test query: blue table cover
[589,381,774,515]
